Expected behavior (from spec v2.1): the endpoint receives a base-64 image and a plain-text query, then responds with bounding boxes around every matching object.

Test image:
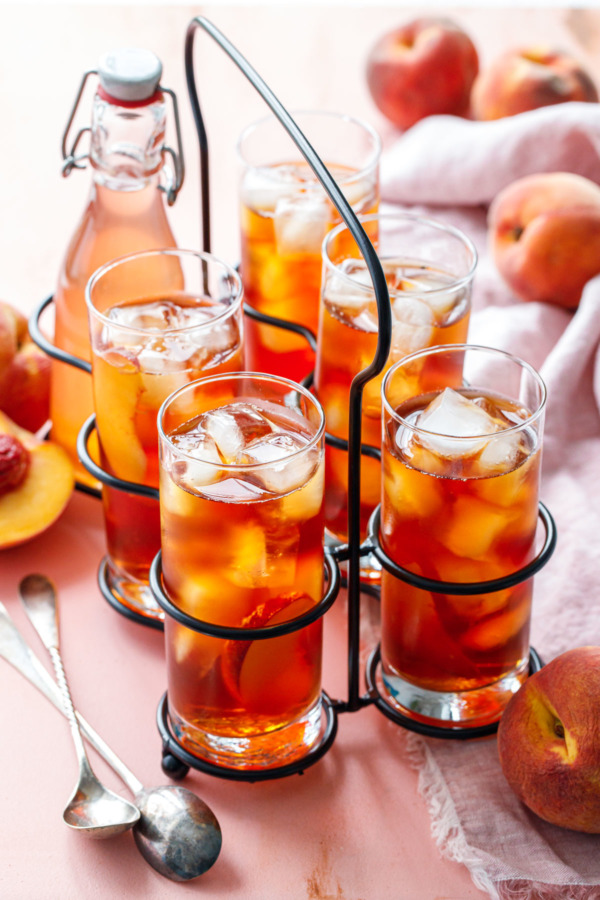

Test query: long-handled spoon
[3,585,221,879]
[19,573,141,838]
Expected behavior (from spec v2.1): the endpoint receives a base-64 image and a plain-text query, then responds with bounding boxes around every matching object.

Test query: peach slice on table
[221,592,320,714]
[0,410,74,548]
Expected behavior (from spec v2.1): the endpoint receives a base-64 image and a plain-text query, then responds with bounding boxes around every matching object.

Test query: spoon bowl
[133,785,222,881]
[19,574,141,839]
[63,762,141,838]
[0,593,222,876]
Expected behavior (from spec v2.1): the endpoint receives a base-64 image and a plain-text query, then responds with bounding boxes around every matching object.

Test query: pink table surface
[2,5,600,898]
[1,491,484,899]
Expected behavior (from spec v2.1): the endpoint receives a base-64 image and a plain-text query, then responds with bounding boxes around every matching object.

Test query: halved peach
[0,410,74,548]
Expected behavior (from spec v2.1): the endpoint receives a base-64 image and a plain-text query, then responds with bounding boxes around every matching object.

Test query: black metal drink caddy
[30,16,557,783]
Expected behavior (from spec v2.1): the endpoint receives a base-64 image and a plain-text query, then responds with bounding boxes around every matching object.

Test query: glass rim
[236,109,382,185]
[158,370,326,472]
[85,248,244,334]
[381,343,547,438]
[322,212,478,299]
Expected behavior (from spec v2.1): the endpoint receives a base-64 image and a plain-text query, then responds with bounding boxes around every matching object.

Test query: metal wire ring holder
[30,15,558,780]
[179,12,558,755]
[29,311,193,631]
[75,415,166,630]
[151,550,341,781]
[131,16,392,781]
[31,307,141,644]
[363,503,555,737]
[30,316,170,629]
[75,399,344,779]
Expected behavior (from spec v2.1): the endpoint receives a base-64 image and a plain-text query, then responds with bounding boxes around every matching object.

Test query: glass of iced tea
[380,345,546,727]
[315,212,476,565]
[238,111,381,382]
[157,373,326,769]
[86,249,244,621]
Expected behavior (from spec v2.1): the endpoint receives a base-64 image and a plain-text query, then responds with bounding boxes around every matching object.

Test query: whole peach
[0,300,26,373]
[473,47,598,121]
[0,342,51,433]
[489,172,600,308]
[366,17,479,131]
[498,647,600,833]
[0,301,50,432]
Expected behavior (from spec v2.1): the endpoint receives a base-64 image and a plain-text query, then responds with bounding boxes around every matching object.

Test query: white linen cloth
[379,102,600,899]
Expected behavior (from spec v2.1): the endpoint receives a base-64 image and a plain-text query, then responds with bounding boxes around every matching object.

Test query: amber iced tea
[87,250,244,619]
[315,214,476,545]
[380,346,546,726]
[158,374,326,768]
[239,112,381,381]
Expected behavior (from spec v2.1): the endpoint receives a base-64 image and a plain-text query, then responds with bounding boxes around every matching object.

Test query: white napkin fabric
[380,103,600,899]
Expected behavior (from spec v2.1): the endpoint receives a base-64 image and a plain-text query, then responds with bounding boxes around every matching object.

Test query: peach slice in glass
[93,350,146,481]
[221,592,320,715]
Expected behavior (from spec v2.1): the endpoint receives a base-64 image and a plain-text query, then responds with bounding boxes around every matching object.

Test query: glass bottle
[51,48,183,484]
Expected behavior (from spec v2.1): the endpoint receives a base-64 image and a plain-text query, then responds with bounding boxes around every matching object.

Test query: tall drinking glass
[315,213,476,563]
[380,345,546,727]
[86,249,244,621]
[238,111,381,382]
[158,373,326,768]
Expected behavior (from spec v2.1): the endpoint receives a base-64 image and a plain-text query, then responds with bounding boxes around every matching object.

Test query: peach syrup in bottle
[51,49,183,484]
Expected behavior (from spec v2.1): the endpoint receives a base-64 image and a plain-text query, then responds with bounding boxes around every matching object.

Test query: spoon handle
[0,603,144,795]
[50,646,98,780]
[19,575,92,773]
[18,574,60,648]
[18,576,146,796]
[0,600,62,710]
